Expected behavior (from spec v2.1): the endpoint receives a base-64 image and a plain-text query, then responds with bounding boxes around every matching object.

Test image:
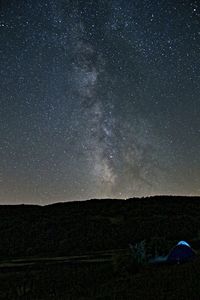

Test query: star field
[0,0,200,204]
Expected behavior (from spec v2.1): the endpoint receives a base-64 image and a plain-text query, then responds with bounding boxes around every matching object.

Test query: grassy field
[1,251,200,299]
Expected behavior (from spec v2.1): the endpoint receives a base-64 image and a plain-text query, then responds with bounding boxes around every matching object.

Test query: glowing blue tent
[167,241,196,263]
[177,241,190,247]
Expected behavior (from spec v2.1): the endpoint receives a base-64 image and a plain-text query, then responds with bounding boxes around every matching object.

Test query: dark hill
[0,196,200,258]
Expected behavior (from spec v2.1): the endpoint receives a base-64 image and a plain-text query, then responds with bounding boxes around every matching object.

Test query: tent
[167,241,196,263]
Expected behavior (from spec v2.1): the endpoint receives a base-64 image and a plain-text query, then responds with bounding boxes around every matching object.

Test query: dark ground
[1,196,200,299]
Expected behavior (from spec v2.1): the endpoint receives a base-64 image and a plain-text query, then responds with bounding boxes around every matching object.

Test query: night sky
[1,0,200,204]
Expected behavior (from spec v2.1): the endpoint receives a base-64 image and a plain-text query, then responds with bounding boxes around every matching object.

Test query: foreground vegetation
[1,252,200,299]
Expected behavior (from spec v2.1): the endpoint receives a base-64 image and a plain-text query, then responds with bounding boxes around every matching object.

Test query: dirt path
[0,248,127,268]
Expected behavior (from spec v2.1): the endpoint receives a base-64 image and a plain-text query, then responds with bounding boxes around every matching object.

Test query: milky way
[1,0,200,203]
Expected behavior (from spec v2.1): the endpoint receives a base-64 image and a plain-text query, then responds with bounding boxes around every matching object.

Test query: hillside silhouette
[1,196,200,258]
